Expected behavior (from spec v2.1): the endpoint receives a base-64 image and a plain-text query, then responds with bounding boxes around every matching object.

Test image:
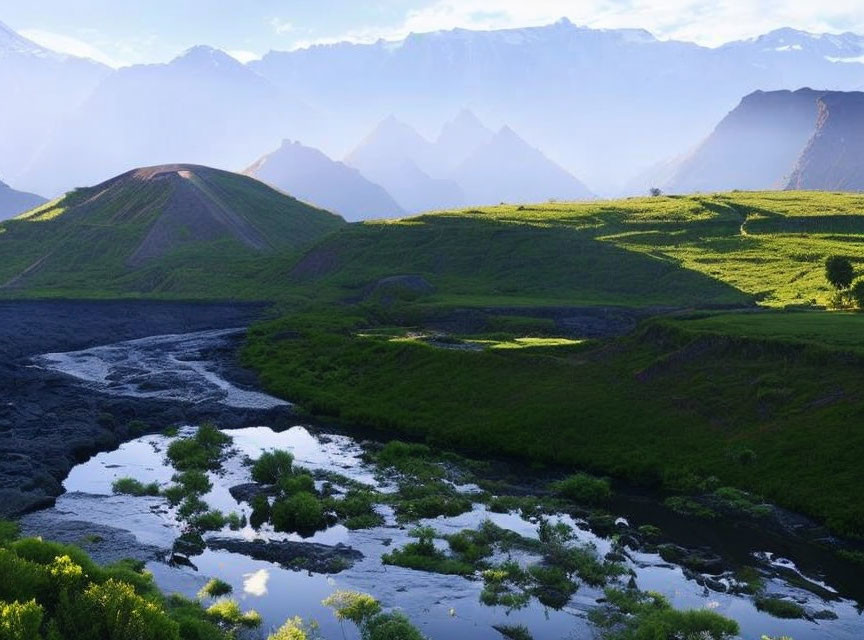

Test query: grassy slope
[269,191,864,309]
[244,310,864,536]
[0,168,343,299]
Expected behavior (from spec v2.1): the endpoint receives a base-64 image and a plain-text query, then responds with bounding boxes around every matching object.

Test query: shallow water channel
[23,329,864,639]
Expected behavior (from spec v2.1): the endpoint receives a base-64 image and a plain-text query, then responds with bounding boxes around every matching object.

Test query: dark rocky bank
[0,300,292,518]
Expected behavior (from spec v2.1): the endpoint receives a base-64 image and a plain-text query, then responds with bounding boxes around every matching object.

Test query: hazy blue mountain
[346,112,592,210]
[434,109,494,172]
[0,21,109,189]
[452,126,594,204]
[344,117,465,212]
[245,140,404,221]
[252,20,864,193]
[0,178,46,220]
[667,89,824,193]
[20,46,310,197]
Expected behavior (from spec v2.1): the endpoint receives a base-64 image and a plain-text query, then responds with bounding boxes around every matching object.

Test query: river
[18,327,864,640]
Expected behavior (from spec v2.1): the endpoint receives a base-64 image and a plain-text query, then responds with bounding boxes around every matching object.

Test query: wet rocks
[18,513,163,565]
[207,537,363,573]
[229,482,278,504]
[658,543,726,575]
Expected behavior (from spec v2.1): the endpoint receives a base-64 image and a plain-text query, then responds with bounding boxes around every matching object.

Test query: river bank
[0,300,287,517]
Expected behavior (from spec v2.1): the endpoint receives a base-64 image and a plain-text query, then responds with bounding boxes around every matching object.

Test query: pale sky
[4,0,864,67]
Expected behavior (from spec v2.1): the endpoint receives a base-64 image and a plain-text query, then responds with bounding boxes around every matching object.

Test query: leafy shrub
[0,599,43,640]
[364,612,425,640]
[552,473,611,504]
[0,552,49,605]
[251,450,294,484]
[383,526,475,576]
[528,565,578,609]
[65,579,181,639]
[277,472,315,497]
[268,616,310,640]
[590,588,739,639]
[190,511,227,532]
[826,256,854,290]
[177,496,209,520]
[205,599,261,628]
[392,482,472,521]
[167,425,231,471]
[754,596,805,619]
[112,477,160,497]
[173,471,212,495]
[322,590,381,626]
[198,579,232,600]
[271,493,326,534]
[375,441,432,469]
[0,521,19,544]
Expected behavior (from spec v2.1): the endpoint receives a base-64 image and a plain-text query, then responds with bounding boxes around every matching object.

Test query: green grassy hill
[0,164,344,299]
[271,191,864,309]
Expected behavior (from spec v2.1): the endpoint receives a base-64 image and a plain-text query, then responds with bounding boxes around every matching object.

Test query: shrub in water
[251,450,294,484]
[322,590,381,626]
[112,477,160,497]
[271,493,326,534]
[268,616,311,640]
[552,473,611,504]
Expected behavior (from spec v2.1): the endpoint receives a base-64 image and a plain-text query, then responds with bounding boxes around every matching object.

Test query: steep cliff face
[667,88,823,193]
[786,92,864,191]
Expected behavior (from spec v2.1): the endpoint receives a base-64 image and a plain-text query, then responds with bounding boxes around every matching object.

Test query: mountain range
[666,88,864,193]
[8,20,864,197]
[345,111,592,212]
[245,140,404,221]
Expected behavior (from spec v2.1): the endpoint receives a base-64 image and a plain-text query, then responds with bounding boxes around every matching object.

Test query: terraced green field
[276,191,864,309]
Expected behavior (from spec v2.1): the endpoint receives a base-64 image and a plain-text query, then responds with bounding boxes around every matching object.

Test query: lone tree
[649,187,663,197]
[825,255,854,290]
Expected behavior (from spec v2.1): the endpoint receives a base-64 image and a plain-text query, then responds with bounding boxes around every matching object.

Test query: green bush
[277,472,315,497]
[0,550,48,604]
[754,596,805,619]
[205,599,261,628]
[66,579,181,639]
[198,579,232,600]
[177,496,209,520]
[167,425,231,471]
[251,450,294,484]
[173,471,212,495]
[112,477,160,497]
[0,521,19,544]
[267,616,309,640]
[826,255,854,290]
[271,493,326,534]
[590,588,739,640]
[190,511,226,532]
[322,590,381,626]
[364,612,425,640]
[0,599,44,640]
[552,473,611,504]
